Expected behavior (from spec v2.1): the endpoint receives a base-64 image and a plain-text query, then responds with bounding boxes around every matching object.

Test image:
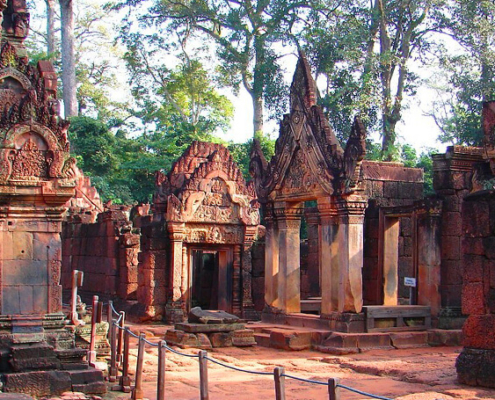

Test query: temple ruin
[0,0,105,396]
[249,54,439,334]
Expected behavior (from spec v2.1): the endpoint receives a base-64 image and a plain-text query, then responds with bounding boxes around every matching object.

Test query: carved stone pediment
[156,141,260,227]
[250,52,367,203]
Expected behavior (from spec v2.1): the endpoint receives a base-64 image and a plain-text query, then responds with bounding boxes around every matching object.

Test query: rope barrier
[110,302,120,316]
[103,303,396,400]
[282,373,328,385]
[336,384,394,400]
[205,355,274,376]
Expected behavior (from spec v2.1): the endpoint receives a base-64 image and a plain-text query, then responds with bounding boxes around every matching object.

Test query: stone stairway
[248,321,463,354]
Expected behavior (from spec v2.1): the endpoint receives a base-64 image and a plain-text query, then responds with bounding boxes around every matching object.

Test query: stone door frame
[187,244,234,314]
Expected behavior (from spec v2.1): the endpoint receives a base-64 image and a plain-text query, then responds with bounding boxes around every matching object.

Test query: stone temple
[0,3,492,394]
[0,0,105,396]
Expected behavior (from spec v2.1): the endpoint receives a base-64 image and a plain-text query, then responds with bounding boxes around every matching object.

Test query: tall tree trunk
[252,35,264,136]
[45,0,56,55]
[59,0,78,117]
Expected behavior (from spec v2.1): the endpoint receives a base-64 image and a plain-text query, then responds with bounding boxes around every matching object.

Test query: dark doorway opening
[190,247,233,312]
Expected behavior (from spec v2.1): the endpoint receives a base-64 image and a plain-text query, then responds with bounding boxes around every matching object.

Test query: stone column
[181,245,188,313]
[166,222,185,323]
[232,245,242,315]
[241,227,258,319]
[319,196,367,315]
[274,202,303,313]
[304,208,321,297]
[417,199,442,318]
[263,204,280,310]
[382,215,400,306]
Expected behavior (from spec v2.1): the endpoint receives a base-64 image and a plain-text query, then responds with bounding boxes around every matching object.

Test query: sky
[221,62,446,155]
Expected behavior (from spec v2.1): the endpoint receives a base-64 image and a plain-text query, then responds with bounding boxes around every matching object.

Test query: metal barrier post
[132,333,146,400]
[109,320,118,382]
[199,350,209,400]
[88,295,98,365]
[328,378,340,400]
[119,329,132,393]
[274,367,285,400]
[117,311,126,364]
[157,341,166,400]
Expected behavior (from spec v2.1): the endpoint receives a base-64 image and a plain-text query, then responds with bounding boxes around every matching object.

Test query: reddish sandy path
[104,325,495,400]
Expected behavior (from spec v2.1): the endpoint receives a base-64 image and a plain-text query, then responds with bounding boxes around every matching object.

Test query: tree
[427,0,495,146]
[45,0,56,55]
[59,0,78,117]
[304,0,440,159]
[116,0,330,137]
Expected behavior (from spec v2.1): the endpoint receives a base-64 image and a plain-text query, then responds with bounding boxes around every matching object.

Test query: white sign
[404,277,416,287]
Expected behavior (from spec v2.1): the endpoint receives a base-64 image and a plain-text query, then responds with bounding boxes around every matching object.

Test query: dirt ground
[101,324,495,400]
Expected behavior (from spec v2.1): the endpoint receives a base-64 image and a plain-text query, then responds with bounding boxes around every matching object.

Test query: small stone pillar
[417,199,442,318]
[264,204,280,310]
[319,196,367,330]
[272,202,303,313]
[304,208,321,297]
[241,226,258,319]
[166,222,185,323]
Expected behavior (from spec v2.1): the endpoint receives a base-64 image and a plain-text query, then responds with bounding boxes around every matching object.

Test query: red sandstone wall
[432,146,484,327]
[61,209,139,301]
[456,190,495,387]
[251,241,265,312]
[361,161,424,305]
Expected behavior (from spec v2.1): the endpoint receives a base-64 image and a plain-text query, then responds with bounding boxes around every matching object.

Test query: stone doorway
[189,246,233,314]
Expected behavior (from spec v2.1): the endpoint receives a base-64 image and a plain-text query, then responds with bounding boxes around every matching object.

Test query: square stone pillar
[264,204,280,309]
[319,196,367,315]
[269,202,303,314]
[417,199,442,318]
[165,222,185,323]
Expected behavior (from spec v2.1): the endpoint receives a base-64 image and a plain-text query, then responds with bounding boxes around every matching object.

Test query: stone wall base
[456,347,495,388]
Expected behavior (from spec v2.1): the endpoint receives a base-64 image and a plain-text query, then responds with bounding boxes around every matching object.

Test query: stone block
[427,329,462,346]
[456,348,495,388]
[440,285,462,308]
[462,283,485,315]
[3,371,71,398]
[357,333,393,350]
[209,332,233,348]
[269,329,312,351]
[463,237,485,255]
[321,333,358,349]
[441,260,462,286]
[442,212,462,237]
[441,236,460,260]
[444,194,460,212]
[463,254,484,283]
[390,332,428,349]
[483,237,495,259]
[463,199,490,238]
[197,333,212,350]
[164,329,201,348]
[12,231,33,260]
[462,315,495,349]
[3,260,48,286]
[232,329,256,347]
[383,181,398,198]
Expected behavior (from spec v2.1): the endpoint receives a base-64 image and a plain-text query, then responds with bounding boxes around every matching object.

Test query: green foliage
[429,0,495,146]
[227,131,275,178]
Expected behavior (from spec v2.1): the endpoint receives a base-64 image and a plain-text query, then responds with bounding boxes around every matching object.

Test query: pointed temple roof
[250,52,367,202]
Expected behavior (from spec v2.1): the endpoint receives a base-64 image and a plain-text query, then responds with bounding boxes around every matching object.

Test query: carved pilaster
[166,222,185,323]
[232,244,241,315]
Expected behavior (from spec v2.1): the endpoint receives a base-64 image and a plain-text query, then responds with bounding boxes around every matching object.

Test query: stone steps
[248,322,462,354]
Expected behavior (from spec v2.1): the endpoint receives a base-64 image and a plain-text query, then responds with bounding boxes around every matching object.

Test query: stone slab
[175,323,246,333]
[390,332,428,349]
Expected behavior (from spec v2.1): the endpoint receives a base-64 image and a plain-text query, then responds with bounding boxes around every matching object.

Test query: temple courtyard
[88,323,494,400]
